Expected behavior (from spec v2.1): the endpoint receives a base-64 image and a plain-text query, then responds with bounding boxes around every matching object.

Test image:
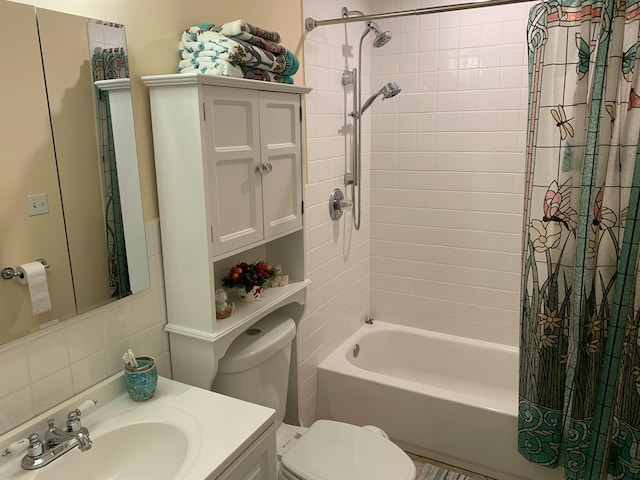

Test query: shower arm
[305,0,530,32]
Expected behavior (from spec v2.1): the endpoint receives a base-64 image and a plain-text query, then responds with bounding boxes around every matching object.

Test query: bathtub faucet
[365,316,374,325]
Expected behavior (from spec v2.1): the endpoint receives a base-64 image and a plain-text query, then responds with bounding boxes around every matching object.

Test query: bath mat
[416,463,477,480]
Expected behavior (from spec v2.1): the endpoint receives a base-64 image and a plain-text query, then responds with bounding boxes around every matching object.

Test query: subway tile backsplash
[0,219,170,435]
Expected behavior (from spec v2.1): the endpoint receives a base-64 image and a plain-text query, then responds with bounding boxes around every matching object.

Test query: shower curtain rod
[305,0,532,32]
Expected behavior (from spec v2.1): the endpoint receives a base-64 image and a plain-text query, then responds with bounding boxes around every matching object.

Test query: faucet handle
[26,434,43,458]
[2,437,29,457]
[75,399,97,416]
[64,399,97,432]
[66,410,82,432]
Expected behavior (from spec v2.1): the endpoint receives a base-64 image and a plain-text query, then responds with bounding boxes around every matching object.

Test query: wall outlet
[27,193,49,216]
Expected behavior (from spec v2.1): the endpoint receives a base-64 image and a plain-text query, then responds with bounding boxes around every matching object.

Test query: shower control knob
[340,198,353,211]
[329,188,350,221]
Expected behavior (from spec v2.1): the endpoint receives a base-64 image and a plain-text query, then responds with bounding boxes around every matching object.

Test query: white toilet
[212,311,416,480]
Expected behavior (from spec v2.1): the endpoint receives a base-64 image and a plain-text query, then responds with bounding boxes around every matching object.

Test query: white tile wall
[301,0,374,426]
[303,0,535,424]
[0,219,170,435]
[369,0,534,347]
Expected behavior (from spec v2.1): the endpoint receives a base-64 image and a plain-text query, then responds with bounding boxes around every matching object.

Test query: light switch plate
[27,193,49,216]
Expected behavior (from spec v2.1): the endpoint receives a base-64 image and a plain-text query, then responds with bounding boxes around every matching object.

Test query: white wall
[0,220,169,435]
[301,0,534,424]
[300,0,373,426]
[1,0,304,436]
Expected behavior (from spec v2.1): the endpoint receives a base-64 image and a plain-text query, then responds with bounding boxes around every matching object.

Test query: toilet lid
[280,420,416,480]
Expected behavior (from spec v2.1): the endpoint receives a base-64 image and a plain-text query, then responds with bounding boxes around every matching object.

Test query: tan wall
[11,0,305,221]
[38,9,114,314]
[0,1,76,342]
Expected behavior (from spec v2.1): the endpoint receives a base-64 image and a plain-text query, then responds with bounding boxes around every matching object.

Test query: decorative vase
[124,356,157,401]
[237,285,263,302]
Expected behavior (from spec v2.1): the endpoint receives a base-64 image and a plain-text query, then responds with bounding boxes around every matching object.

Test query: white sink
[0,374,275,480]
[35,416,191,480]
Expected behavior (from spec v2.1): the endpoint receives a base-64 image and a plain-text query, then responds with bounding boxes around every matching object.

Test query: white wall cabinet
[204,87,303,256]
[142,74,311,392]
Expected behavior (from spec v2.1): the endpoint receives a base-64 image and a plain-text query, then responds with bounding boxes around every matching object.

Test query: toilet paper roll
[17,262,52,315]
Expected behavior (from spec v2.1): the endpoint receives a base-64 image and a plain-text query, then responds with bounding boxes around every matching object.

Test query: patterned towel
[416,463,477,480]
[179,26,298,76]
[203,20,285,55]
[178,57,293,84]
[219,19,280,43]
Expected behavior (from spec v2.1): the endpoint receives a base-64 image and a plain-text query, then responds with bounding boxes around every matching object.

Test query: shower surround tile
[302,0,536,425]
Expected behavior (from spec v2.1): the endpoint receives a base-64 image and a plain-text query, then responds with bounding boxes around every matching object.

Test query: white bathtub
[316,321,563,480]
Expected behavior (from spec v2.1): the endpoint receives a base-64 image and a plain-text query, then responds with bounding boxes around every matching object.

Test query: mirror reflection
[0,0,148,344]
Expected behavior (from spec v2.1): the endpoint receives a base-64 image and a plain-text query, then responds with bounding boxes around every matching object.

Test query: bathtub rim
[317,320,519,417]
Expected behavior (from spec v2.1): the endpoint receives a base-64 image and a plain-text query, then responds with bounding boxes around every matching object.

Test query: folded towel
[219,19,281,43]
[201,21,285,55]
[178,56,293,84]
[179,26,298,76]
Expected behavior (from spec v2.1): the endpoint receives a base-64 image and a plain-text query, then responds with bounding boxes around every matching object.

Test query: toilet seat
[279,420,416,480]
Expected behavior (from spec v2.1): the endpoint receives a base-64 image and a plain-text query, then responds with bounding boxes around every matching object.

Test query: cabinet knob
[255,164,273,175]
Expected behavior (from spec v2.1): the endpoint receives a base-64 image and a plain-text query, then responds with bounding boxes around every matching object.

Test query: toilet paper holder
[1,259,50,280]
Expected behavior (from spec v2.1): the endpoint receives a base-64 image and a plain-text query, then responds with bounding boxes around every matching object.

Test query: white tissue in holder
[17,261,51,314]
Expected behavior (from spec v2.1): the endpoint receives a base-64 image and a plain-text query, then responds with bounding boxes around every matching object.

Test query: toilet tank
[212,311,296,424]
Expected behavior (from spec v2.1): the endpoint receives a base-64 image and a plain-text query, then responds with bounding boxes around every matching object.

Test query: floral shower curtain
[520,0,640,479]
[92,47,131,297]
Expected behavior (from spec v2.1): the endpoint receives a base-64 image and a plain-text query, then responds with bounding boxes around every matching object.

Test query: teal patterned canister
[124,356,157,401]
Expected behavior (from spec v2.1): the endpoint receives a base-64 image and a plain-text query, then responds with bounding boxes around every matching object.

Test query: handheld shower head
[362,21,392,48]
[358,82,402,116]
[381,81,402,99]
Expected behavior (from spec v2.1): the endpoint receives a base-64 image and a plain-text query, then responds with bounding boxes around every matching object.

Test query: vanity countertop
[0,374,276,479]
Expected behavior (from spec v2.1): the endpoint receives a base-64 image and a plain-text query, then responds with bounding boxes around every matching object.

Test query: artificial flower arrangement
[221,261,273,293]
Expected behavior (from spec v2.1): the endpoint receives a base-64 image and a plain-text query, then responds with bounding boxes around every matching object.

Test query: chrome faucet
[20,409,92,470]
[45,410,92,450]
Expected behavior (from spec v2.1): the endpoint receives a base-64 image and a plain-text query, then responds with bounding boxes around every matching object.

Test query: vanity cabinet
[142,74,311,391]
[215,424,276,480]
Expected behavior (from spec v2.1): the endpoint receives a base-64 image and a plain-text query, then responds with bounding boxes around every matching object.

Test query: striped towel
[416,463,477,480]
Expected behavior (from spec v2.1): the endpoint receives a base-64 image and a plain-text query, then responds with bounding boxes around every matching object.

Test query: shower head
[358,82,402,116]
[381,81,402,99]
[362,21,392,48]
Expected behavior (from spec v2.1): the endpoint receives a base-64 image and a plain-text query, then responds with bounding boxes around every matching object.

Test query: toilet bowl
[278,420,415,480]
[211,311,416,480]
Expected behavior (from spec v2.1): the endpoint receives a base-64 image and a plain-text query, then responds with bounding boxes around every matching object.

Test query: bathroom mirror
[0,0,148,344]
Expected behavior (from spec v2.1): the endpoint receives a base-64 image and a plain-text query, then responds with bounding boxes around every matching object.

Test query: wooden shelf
[212,280,310,351]
[164,279,310,358]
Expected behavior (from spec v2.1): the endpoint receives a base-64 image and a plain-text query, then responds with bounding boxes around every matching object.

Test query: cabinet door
[215,426,276,480]
[205,87,263,255]
[259,92,303,239]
